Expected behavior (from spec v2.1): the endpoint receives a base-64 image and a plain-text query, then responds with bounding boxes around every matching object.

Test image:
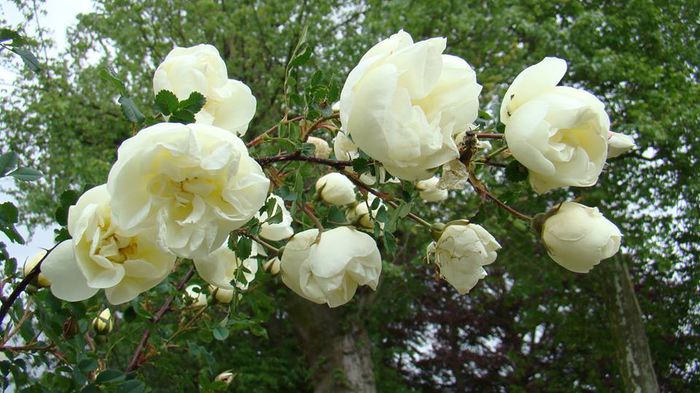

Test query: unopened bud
[24,250,51,288]
[307,136,332,159]
[184,285,208,308]
[263,257,281,275]
[215,370,235,385]
[209,285,234,304]
[92,309,113,335]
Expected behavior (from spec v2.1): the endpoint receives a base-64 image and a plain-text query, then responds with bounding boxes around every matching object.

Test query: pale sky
[1,0,94,263]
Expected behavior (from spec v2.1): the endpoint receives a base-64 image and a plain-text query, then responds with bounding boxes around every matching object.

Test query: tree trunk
[286,295,376,393]
[604,256,660,393]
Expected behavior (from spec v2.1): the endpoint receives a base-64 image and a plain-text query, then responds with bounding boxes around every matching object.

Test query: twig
[301,113,340,141]
[256,151,352,169]
[467,175,533,221]
[246,115,304,147]
[125,267,195,373]
[475,133,505,139]
[300,203,324,232]
[385,200,432,229]
[0,242,62,331]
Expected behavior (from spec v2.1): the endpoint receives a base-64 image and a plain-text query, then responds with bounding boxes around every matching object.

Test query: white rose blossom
[280,227,382,308]
[340,30,482,181]
[347,194,384,229]
[607,131,636,158]
[193,241,262,291]
[428,223,501,294]
[541,201,622,273]
[184,284,208,307]
[416,176,449,202]
[107,122,270,259]
[41,185,176,305]
[153,44,256,136]
[315,172,356,205]
[306,136,332,159]
[255,194,293,241]
[24,250,51,287]
[500,57,611,193]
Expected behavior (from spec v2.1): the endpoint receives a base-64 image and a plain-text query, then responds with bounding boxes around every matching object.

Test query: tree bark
[603,256,660,393]
[286,295,376,393]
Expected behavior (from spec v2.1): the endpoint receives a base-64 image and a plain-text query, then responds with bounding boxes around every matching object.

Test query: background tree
[0,0,698,392]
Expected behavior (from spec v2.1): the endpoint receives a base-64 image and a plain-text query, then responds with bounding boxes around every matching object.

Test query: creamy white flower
[500,57,610,193]
[24,249,51,287]
[315,173,356,205]
[215,371,236,385]
[280,227,382,307]
[184,284,208,307]
[416,176,448,202]
[154,44,256,135]
[307,136,332,159]
[41,185,176,305]
[607,131,636,158]
[429,223,500,294]
[542,202,622,273]
[340,30,482,181]
[347,194,383,229]
[263,257,281,275]
[255,194,293,241]
[193,242,262,290]
[107,123,270,259]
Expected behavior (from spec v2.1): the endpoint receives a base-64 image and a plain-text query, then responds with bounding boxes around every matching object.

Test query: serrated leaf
[11,47,40,73]
[352,157,369,173]
[116,380,146,393]
[235,236,253,260]
[9,167,42,181]
[98,67,127,95]
[0,152,19,176]
[289,45,313,68]
[154,90,179,115]
[383,231,397,253]
[179,91,206,113]
[169,109,195,124]
[0,202,24,244]
[118,96,145,123]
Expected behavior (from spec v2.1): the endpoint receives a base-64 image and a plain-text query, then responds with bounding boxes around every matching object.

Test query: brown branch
[467,175,533,221]
[300,203,324,232]
[475,133,505,139]
[246,115,304,147]
[301,113,340,141]
[341,171,394,202]
[0,242,62,332]
[256,151,352,169]
[125,266,195,373]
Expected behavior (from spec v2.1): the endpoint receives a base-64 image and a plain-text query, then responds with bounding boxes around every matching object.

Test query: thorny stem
[126,266,195,373]
[301,113,340,141]
[256,151,352,169]
[300,203,324,232]
[467,174,533,221]
[246,115,304,148]
[240,231,281,255]
[0,242,62,331]
[475,132,505,139]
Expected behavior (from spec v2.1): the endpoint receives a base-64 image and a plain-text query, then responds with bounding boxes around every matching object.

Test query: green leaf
[115,379,146,393]
[0,202,24,244]
[289,45,313,68]
[9,167,42,181]
[154,90,179,115]
[0,152,18,176]
[118,96,145,123]
[95,369,125,384]
[98,67,127,95]
[479,109,493,120]
[505,160,529,182]
[169,109,196,124]
[179,91,206,114]
[301,142,316,156]
[11,47,40,73]
[212,325,230,341]
[0,28,23,44]
[55,189,81,226]
[383,231,397,253]
[352,157,369,173]
[235,236,253,260]
[78,358,98,373]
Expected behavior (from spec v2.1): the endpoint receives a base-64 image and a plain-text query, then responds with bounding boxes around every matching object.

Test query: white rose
[255,194,293,241]
[107,123,270,259]
[416,176,448,202]
[215,371,235,385]
[315,173,356,205]
[153,44,256,136]
[429,223,501,294]
[541,202,622,273]
[500,57,610,193]
[340,30,482,181]
[41,185,176,305]
[307,136,332,159]
[347,194,383,229]
[193,241,262,291]
[263,257,281,275]
[607,131,636,158]
[91,308,114,335]
[210,285,235,304]
[280,227,382,307]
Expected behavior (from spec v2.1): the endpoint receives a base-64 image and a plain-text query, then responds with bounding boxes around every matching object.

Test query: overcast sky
[1,0,94,263]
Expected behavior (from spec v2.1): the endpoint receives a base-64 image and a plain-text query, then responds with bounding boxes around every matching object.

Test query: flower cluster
[38,29,633,310]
